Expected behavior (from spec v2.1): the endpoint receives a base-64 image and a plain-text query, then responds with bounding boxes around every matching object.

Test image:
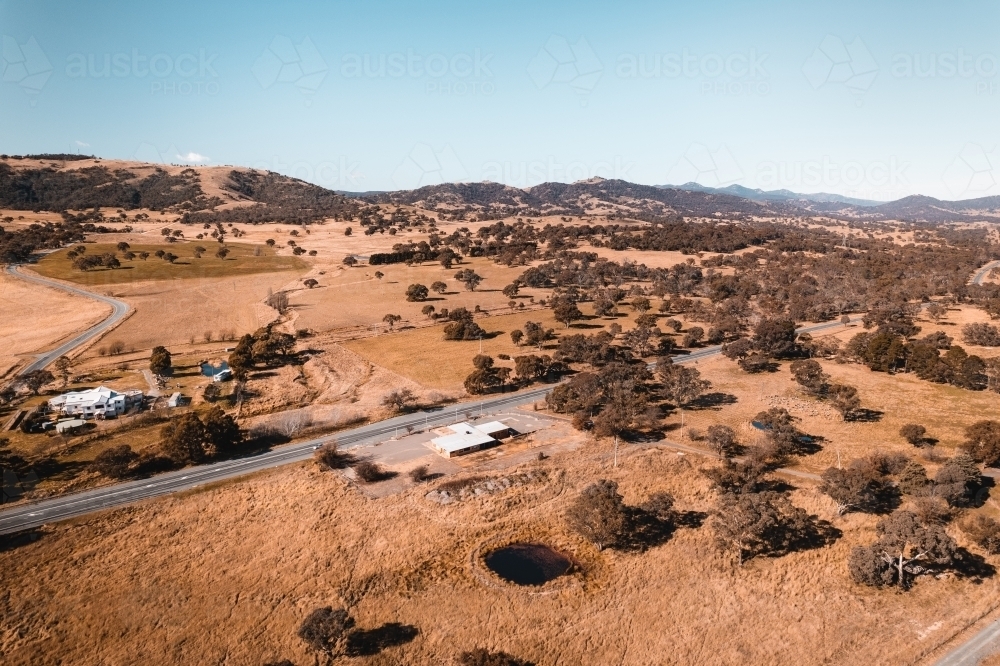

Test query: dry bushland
[2,437,998,666]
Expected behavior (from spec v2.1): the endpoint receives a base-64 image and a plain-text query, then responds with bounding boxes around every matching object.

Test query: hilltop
[4,155,1000,225]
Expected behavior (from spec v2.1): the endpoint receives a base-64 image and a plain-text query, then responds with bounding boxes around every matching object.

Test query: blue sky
[2,0,998,200]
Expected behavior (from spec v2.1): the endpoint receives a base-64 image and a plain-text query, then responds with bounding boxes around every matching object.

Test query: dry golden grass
[0,272,112,377]
[680,351,1000,477]
[2,433,998,666]
[344,304,653,391]
[89,271,305,352]
[34,241,306,286]
[289,257,533,333]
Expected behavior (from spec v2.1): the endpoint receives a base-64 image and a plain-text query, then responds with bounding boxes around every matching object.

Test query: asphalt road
[7,264,131,376]
[935,620,1000,666]
[971,260,1000,286]
[6,261,1000,663]
[0,385,555,534]
[0,314,860,535]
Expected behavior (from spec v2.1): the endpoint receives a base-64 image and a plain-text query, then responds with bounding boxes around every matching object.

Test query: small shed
[167,392,184,408]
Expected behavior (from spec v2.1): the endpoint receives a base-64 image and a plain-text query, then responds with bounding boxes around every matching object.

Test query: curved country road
[971,260,1000,287]
[7,264,131,376]
[6,260,1000,663]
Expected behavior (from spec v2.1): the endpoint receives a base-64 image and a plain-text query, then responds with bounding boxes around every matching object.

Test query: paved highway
[7,264,131,376]
[971,260,1000,286]
[0,314,860,535]
[0,386,554,534]
[934,619,1000,666]
[6,261,1000,663]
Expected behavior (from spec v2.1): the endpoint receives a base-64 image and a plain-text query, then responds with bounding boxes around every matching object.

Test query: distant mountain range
[666,182,882,207]
[362,178,1000,223]
[2,155,1000,224]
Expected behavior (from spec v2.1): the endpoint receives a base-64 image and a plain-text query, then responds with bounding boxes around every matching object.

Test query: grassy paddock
[344,305,649,390]
[34,242,307,285]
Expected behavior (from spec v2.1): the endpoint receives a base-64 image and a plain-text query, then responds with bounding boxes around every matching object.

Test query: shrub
[297,607,354,654]
[706,424,738,456]
[961,420,1000,466]
[962,322,1000,346]
[314,441,348,469]
[409,465,431,483]
[565,479,627,550]
[960,514,1000,554]
[899,423,927,446]
[405,283,429,301]
[354,461,390,483]
[458,648,535,666]
[90,444,138,479]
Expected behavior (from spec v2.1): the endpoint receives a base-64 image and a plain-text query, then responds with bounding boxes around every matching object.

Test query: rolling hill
[3,154,1000,223]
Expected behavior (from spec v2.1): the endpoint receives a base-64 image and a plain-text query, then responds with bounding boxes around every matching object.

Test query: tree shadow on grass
[674,510,709,529]
[953,547,997,581]
[616,509,708,552]
[791,433,826,456]
[768,515,842,558]
[0,528,43,553]
[845,408,884,423]
[690,392,738,410]
[344,623,419,657]
[28,457,91,485]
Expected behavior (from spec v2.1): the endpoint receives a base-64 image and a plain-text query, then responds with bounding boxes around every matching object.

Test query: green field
[34,242,308,285]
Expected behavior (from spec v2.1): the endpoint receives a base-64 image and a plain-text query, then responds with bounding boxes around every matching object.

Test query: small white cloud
[176,152,209,163]
[74,140,89,147]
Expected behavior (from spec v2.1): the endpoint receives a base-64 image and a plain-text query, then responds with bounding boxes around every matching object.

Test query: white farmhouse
[48,386,143,419]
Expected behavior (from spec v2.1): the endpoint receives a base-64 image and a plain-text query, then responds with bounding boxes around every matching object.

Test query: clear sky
[2,0,998,200]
